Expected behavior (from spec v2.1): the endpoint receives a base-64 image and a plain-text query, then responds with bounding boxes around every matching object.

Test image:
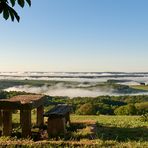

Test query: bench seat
[43,104,71,136]
[44,104,71,118]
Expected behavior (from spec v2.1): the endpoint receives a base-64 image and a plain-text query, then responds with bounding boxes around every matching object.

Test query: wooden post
[47,117,66,136]
[65,112,70,124]
[0,110,3,127]
[20,109,31,138]
[2,110,12,136]
[37,105,44,127]
[20,110,22,126]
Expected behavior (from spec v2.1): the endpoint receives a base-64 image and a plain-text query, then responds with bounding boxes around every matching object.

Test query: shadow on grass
[46,122,95,141]
[1,122,147,143]
[9,123,89,141]
[96,124,148,142]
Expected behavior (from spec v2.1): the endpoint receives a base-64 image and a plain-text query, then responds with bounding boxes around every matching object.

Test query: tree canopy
[0,0,31,22]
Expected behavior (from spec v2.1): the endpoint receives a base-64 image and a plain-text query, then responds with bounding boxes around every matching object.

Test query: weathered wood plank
[44,104,71,117]
[20,109,31,138]
[2,110,12,136]
[47,117,66,136]
[0,110,3,127]
[44,104,71,136]
[37,105,44,127]
[0,95,45,110]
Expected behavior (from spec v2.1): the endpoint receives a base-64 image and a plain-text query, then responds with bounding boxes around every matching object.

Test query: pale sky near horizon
[0,0,148,72]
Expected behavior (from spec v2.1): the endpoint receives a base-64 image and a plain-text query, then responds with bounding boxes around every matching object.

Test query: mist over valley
[1,72,148,97]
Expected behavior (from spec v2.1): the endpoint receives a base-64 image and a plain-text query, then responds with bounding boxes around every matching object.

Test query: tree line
[1,91,148,116]
[47,95,148,116]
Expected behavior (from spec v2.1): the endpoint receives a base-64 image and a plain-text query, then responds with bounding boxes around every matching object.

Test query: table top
[0,95,45,110]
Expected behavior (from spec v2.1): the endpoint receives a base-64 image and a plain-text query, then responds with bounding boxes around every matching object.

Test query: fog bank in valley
[3,72,148,97]
[4,84,114,98]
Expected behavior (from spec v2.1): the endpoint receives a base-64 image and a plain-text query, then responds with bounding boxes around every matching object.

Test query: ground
[0,114,148,147]
[130,85,148,91]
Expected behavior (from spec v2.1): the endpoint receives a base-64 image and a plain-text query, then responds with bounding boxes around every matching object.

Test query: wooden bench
[43,104,71,136]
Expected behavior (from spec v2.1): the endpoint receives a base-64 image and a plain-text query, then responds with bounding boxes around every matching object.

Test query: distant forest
[1,90,148,116]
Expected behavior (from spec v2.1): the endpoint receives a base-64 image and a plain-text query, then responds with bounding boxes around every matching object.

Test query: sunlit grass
[1,113,148,147]
[130,85,148,91]
[12,109,37,124]
[71,115,148,128]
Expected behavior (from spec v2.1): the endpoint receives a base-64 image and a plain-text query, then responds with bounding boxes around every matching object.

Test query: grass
[0,114,148,147]
[72,115,148,142]
[71,115,148,128]
[130,85,148,91]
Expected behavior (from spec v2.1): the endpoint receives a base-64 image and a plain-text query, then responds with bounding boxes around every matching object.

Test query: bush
[140,113,148,122]
[114,104,137,115]
[95,103,114,115]
[135,102,148,115]
[75,103,96,115]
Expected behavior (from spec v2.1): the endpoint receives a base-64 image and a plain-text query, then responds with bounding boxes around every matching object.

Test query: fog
[2,72,148,97]
[1,72,148,84]
[4,84,115,98]
[4,83,148,98]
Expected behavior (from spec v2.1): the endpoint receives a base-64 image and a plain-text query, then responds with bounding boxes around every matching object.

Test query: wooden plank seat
[43,104,71,136]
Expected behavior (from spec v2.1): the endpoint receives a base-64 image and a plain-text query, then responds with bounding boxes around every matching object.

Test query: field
[0,90,148,147]
[130,85,148,91]
[0,114,148,147]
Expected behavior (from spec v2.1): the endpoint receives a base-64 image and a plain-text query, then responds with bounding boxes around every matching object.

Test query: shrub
[75,103,96,115]
[135,102,148,114]
[114,104,137,115]
[95,103,114,115]
[140,113,148,122]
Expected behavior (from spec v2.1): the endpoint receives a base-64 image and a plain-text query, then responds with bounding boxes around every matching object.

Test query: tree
[0,0,31,22]
[114,104,137,115]
[75,103,96,115]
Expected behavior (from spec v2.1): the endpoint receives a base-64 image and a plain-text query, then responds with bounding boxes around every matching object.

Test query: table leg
[2,110,12,136]
[0,110,3,127]
[65,112,71,125]
[20,109,31,138]
[37,105,44,127]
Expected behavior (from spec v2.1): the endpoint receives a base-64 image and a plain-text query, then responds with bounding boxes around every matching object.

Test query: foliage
[41,95,148,115]
[135,102,148,114]
[0,0,31,22]
[114,104,137,115]
[1,83,148,116]
[75,103,96,115]
[95,103,114,115]
[130,85,148,91]
[140,113,148,122]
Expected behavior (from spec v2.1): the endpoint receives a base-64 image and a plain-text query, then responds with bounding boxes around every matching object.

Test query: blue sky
[0,0,148,72]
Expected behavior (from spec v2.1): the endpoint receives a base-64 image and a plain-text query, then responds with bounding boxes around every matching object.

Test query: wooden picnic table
[0,95,45,137]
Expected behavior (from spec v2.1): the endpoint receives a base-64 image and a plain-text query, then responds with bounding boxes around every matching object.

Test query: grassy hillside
[0,91,147,147]
[130,85,148,91]
[0,114,147,147]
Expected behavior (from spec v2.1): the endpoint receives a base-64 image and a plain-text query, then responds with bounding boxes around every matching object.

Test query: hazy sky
[0,0,148,72]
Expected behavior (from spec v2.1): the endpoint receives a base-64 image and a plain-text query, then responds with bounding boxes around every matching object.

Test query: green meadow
[130,85,148,91]
[0,113,147,148]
